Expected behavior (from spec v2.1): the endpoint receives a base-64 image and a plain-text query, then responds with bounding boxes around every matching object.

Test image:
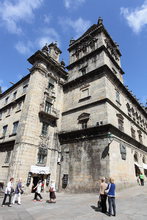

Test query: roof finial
[98,17,103,25]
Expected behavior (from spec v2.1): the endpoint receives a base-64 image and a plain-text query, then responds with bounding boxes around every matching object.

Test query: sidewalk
[0,185,147,220]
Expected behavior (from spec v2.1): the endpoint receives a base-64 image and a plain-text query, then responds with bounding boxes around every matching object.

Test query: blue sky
[0,0,147,105]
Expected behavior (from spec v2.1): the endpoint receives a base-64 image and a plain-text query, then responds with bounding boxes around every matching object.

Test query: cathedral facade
[0,18,147,193]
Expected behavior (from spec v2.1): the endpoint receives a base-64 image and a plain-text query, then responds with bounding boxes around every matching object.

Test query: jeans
[2,193,12,205]
[108,196,116,216]
[12,193,21,204]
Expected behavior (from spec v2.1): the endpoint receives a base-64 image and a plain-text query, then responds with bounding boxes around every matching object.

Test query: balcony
[39,105,59,121]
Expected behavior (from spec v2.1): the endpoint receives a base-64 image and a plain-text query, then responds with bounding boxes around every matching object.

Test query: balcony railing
[39,105,59,120]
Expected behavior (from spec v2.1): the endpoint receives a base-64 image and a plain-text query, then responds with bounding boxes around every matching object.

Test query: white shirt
[36,183,42,193]
[5,181,12,194]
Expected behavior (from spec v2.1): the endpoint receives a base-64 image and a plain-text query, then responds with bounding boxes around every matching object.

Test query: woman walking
[106,178,116,216]
[33,180,43,201]
[99,177,108,213]
[49,181,56,203]
[1,177,14,207]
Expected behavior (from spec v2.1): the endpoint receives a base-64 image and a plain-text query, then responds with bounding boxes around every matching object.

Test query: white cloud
[0,0,44,34]
[37,28,60,48]
[15,41,33,55]
[64,0,86,9]
[59,17,91,38]
[121,1,147,33]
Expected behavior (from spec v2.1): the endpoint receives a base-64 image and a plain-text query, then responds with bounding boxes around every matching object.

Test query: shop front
[26,165,50,193]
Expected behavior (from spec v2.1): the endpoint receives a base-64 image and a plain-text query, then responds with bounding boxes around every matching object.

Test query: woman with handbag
[99,177,108,213]
[49,180,56,203]
[12,178,23,205]
[1,177,14,207]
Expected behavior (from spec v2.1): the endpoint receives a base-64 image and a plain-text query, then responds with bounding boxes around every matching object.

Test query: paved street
[0,185,147,220]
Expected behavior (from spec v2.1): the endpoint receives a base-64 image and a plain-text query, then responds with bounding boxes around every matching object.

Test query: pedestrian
[33,180,43,201]
[49,180,56,203]
[12,178,23,205]
[105,178,116,216]
[139,173,144,186]
[99,177,108,213]
[1,177,14,207]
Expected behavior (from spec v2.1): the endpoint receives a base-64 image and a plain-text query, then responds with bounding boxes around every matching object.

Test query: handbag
[49,187,53,192]
[20,189,24,194]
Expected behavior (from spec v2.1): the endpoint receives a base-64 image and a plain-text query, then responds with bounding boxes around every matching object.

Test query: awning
[134,162,142,168]
[30,165,50,174]
[143,163,147,169]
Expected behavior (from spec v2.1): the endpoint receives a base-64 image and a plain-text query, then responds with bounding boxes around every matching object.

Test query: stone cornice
[58,124,147,152]
[0,74,30,99]
[67,45,124,75]
[62,97,147,134]
[64,64,147,117]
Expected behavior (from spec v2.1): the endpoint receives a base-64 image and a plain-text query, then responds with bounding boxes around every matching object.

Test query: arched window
[134,152,138,162]
[78,113,90,129]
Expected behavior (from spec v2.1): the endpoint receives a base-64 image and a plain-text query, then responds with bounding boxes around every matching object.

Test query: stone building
[0,18,147,193]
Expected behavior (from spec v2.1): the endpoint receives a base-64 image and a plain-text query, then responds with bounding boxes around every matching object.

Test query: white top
[36,183,42,193]
[5,181,12,194]
[50,183,56,192]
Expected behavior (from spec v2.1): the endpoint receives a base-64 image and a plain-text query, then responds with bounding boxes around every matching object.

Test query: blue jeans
[108,196,116,216]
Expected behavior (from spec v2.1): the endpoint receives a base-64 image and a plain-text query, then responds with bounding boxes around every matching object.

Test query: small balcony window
[45,101,52,113]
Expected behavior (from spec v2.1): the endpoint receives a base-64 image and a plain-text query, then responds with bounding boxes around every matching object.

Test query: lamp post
[107,132,114,144]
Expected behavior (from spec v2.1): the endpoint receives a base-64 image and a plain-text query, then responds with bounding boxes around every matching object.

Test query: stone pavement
[0,185,147,220]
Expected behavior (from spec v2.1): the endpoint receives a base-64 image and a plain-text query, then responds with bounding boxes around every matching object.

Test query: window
[48,78,55,90]
[134,152,138,162]
[116,90,120,104]
[81,88,89,99]
[45,101,52,113]
[0,112,2,120]
[81,121,87,129]
[17,102,22,111]
[116,114,124,132]
[23,85,28,93]
[12,121,19,134]
[3,125,8,136]
[5,151,11,164]
[41,122,49,136]
[13,91,17,99]
[81,67,86,75]
[138,130,143,143]
[120,144,126,160]
[131,127,136,139]
[5,97,9,105]
[78,113,90,130]
[37,148,47,164]
[6,108,11,116]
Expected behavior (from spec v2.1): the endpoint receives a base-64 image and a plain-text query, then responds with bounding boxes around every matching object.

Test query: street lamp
[107,132,114,144]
